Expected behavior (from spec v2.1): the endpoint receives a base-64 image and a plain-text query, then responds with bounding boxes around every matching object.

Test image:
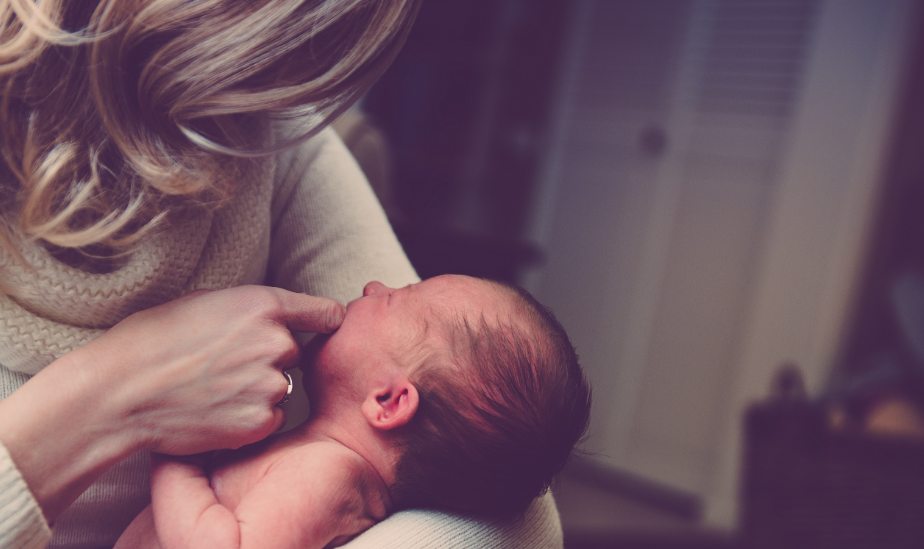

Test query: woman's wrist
[0,349,141,523]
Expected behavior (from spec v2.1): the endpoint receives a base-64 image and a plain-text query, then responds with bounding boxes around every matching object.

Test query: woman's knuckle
[255,410,277,433]
[262,330,292,355]
[236,286,277,316]
[281,336,300,359]
[240,409,269,434]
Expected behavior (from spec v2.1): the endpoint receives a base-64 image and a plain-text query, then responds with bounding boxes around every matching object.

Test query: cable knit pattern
[0,213,213,374]
[0,303,99,376]
[0,128,563,549]
[0,160,276,376]
[185,161,274,292]
[0,211,212,327]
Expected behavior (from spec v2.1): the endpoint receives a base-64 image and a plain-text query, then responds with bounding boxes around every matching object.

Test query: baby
[115,274,591,549]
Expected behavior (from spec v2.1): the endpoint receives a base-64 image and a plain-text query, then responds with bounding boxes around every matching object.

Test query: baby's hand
[151,451,240,549]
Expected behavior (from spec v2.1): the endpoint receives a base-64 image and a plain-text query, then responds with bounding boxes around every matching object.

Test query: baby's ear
[361,377,419,431]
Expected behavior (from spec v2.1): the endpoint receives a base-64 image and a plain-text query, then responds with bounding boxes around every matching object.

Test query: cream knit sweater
[0,129,562,549]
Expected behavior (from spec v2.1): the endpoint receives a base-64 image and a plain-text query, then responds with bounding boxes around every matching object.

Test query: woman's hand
[0,285,344,522]
[88,285,344,454]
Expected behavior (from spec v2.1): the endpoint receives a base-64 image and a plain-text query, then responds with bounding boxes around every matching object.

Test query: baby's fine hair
[0,0,419,254]
[392,282,591,518]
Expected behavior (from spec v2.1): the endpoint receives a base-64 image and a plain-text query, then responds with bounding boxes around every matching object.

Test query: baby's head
[309,275,591,518]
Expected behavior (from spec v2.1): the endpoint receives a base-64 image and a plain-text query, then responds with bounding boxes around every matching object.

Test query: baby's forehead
[424,278,504,319]
[427,275,508,305]
[425,280,532,341]
[376,277,520,355]
[389,282,478,352]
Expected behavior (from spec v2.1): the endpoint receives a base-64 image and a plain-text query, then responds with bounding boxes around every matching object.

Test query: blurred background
[337,0,924,546]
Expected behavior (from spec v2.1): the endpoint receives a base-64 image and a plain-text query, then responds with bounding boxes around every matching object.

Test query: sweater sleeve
[343,492,564,549]
[0,441,53,549]
[267,127,419,305]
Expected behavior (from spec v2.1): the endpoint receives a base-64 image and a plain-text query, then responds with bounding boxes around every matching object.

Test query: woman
[0,2,563,547]
[0,1,419,546]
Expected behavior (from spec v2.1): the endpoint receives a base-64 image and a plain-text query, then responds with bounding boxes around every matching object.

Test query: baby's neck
[289,412,400,488]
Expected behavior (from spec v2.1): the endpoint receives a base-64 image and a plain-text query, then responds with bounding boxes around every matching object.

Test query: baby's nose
[363,281,388,296]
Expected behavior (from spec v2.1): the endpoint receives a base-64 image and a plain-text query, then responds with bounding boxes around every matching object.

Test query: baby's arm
[135,444,380,549]
[150,453,241,549]
[114,453,228,549]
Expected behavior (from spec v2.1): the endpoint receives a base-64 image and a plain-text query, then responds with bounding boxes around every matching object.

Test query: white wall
[526,0,917,528]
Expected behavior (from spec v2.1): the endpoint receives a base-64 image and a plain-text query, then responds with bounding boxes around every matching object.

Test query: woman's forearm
[0,349,139,522]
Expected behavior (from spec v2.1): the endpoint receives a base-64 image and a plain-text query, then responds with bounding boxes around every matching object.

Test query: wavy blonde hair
[0,0,419,257]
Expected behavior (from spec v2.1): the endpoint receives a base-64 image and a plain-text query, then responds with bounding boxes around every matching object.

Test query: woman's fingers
[264,287,346,334]
[260,328,301,371]
[271,404,287,434]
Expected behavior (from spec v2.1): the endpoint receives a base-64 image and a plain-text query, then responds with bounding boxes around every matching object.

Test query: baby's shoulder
[274,440,388,511]
[279,440,366,475]
[227,440,388,547]
[264,441,389,543]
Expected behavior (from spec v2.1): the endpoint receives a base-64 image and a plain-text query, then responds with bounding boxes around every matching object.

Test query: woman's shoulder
[269,123,354,204]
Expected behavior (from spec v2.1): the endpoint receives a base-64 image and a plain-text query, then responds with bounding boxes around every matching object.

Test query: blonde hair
[0,0,419,255]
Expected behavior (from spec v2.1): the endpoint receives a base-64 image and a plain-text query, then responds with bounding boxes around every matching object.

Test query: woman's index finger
[266,288,346,334]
